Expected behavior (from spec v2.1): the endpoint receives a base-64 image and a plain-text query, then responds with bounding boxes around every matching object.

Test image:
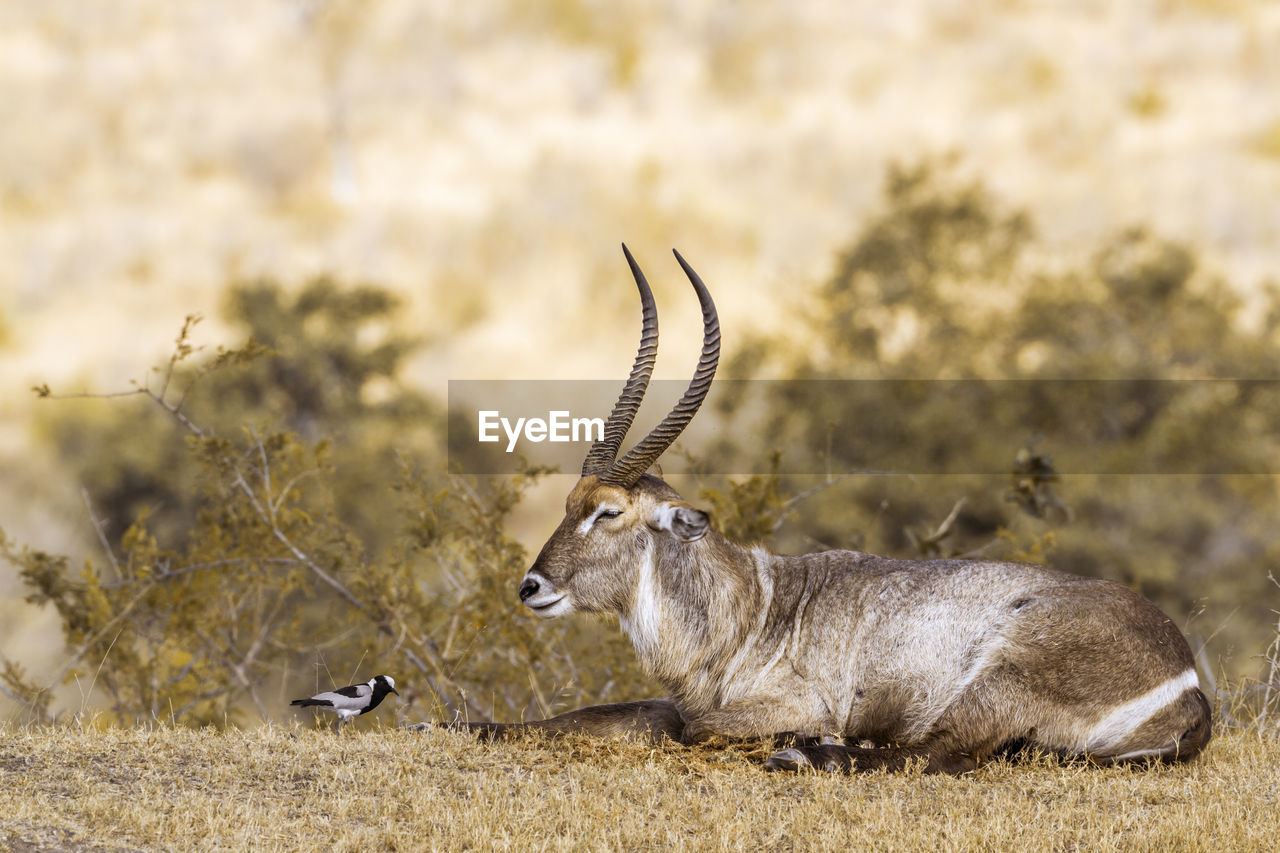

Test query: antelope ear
[652,503,709,543]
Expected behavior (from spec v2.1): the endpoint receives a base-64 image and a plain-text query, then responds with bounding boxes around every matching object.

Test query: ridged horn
[600,249,719,488]
[581,244,659,476]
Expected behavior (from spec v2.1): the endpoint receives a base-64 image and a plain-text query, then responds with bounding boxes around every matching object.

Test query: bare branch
[81,488,122,579]
[248,424,273,522]
[194,628,270,723]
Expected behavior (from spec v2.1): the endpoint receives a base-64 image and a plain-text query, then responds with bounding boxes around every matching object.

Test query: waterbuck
[439,245,1211,774]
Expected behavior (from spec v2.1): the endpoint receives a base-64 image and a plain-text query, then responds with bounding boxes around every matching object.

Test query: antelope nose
[518,577,540,602]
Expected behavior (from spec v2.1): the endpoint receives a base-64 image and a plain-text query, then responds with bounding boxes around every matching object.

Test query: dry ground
[0,723,1276,852]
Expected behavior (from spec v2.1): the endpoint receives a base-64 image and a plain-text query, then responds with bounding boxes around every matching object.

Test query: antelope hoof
[764,748,812,772]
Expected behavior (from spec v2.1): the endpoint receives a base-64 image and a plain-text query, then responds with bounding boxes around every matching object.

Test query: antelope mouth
[524,591,576,617]
[518,572,572,618]
[525,593,571,618]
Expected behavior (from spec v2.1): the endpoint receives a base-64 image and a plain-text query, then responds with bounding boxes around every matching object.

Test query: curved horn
[581,244,659,476]
[601,249,719,488]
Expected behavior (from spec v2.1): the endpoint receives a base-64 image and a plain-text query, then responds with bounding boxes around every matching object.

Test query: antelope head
[518,246,720,620]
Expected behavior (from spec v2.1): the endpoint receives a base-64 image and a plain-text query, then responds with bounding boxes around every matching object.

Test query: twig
[194,628,271,722]
[81,488,122,578]
[78,628,124,716]
[48,581,156,694]
[929,498,967,543]
[138,386,207,438]
[0,679,53,724]
[98,557,301,588]
[249,424,273,522]
[347,650,369,686]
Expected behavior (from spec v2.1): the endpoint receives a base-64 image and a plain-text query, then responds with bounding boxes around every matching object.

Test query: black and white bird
[290,675,399,727]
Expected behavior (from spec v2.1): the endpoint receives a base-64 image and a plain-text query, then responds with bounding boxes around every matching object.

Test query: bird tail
[290,699,326,707]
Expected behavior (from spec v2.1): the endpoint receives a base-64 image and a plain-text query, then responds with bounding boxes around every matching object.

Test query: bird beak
[390,687,399,695]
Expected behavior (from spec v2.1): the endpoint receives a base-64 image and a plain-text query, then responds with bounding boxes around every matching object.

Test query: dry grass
[1,723,1277,851]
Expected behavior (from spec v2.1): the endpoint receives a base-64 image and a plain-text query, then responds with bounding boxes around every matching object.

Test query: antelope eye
[598,509,623,520]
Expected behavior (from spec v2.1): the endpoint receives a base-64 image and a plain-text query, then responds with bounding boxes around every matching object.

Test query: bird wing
[332,682,373,700]
[295,682,372,712]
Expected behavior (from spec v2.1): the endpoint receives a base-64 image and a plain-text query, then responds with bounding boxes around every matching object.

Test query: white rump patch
[1083,668,1200,751]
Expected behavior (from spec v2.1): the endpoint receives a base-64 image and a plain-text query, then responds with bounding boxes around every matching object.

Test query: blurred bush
[3,281,653,726]
[33,280,434,555]
[4,162,1279,726]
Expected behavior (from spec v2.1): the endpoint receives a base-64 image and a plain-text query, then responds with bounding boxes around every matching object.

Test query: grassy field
[1,723,1277,851]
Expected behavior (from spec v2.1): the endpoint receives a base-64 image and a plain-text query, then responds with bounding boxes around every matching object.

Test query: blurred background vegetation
[2,1,1279,727]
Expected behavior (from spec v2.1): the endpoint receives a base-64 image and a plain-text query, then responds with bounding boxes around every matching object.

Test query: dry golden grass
[1,722,1276,851]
